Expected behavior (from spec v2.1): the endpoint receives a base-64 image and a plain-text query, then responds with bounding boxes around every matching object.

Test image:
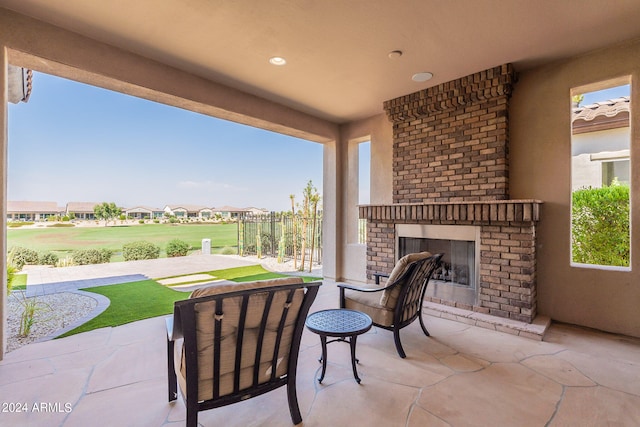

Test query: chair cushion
[190,276,304,298]
[343,287,394,327]
[179,276,305,401]
[380,251,432,307]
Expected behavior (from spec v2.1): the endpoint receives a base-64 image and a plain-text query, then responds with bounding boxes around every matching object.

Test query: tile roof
[165,204,210,212]
[125,206,163,212]
[7,201,62,213]
[572,96,629,122]
[213,205,244,212]
[66,202,100,212]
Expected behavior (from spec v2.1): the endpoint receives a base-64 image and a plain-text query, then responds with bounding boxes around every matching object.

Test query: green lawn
[201,264,320,283]
[57,280,186,338]
[58,265,321,338]
[7,223,238,261]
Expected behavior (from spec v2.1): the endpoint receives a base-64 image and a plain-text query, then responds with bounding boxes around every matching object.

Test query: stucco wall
[1,47,8,359]
[337,114,392,283]
[510,39,640,338]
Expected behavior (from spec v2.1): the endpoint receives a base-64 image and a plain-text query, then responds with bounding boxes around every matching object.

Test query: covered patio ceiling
[3,0,640,123]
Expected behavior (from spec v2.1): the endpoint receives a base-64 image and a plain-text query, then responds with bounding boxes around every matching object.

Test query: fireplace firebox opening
[396,224,480,306]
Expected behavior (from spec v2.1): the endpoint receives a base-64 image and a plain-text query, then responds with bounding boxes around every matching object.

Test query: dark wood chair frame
[167,281,321,427]
[338,253,443,358]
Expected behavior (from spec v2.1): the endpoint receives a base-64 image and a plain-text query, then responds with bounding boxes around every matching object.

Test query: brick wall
[361,202,539,322]
[363,65,542,323]
[384,64,515,203]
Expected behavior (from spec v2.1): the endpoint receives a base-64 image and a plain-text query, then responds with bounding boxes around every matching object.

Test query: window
[570,80,631,269]
[602,159,630,186]
[358,141,370,244]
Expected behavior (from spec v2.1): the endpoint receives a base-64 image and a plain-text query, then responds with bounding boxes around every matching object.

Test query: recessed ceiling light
[269,56,287,66]
[388,50,403,59]
[412,72,433,82]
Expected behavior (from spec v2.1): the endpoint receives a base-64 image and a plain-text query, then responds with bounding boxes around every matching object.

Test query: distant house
[7,201,63,221]
[212,205,246,219]
[571,97,630,190]
[124,206,164,220]
[164,204,212,219]
[66,202,99,220]
[7,64,32,104]
[242,207,270,216]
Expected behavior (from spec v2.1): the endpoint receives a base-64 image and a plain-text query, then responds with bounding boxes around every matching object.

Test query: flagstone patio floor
[1,256,639,426]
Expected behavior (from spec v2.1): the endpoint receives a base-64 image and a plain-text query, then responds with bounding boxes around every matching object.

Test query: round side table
[305,309,372,383]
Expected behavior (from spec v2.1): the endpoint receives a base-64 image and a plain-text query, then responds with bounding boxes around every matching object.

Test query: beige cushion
[380,252,432,307]
[179,276,305,401]
[343,287,394,327]
[190,276,303,299]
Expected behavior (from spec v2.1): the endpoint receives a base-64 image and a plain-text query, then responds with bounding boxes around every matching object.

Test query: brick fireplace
[360,64,542,323]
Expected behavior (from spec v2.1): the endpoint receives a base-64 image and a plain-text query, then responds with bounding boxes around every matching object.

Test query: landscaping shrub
[38,252,59,266]
[8,221,34,227]
[572,183,630,266]
[72,248,113,265]
[166,239,190,257]
[8,246,39,270]
[221,246,237,255]
[123,241,160,261]
[7,265,16,294]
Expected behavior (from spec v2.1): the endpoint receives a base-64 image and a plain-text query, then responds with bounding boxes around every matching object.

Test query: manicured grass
[58,265,321,338]
[203,264,321,283]
[7,223,238,261]
[57,280,187,338]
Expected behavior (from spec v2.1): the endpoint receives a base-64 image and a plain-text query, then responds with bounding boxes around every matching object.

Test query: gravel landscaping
[6,291,97,353]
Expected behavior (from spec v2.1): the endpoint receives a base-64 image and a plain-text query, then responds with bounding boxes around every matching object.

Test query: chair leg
[186,403,198,427]
[393,328,407,358]
[287,377,303,425]
[419,312,430,337]
[167,339,177,402]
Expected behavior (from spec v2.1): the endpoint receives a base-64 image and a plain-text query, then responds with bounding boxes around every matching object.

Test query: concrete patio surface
[2,275,640,426]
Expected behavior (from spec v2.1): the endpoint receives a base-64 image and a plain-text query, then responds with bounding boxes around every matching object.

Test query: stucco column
[322,138,342,280]
[1,47,8,360]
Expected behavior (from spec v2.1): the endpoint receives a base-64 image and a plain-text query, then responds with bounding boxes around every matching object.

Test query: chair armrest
[336,282,389,293]
[166,317,174,341]
[372,272,390,285]
[166,315,183,341]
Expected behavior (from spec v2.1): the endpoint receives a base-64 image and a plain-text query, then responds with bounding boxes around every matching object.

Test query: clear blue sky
[8,72,325,212]
[580,84,630,105]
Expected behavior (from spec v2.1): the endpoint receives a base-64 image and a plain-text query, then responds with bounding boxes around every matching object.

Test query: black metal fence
[238,212,322,266]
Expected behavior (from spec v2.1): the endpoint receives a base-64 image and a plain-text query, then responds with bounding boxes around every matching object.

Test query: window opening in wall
[358,141,370,244]
[571,81,631,269]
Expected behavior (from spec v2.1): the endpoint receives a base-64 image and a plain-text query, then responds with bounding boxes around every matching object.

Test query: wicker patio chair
[338,253,443,358]
[167,277,321,426]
